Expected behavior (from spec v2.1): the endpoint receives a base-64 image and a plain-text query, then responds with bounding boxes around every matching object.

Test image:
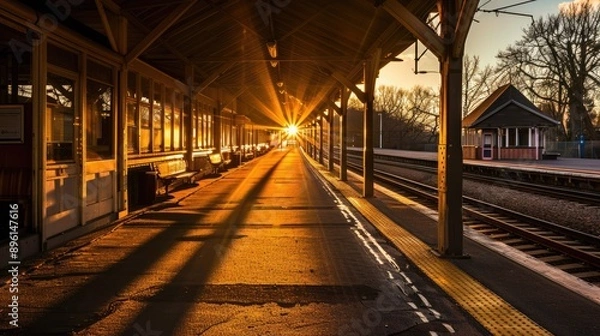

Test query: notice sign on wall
[0,105,24,143]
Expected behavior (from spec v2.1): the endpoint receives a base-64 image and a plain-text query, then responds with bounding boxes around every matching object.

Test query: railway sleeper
[554,263,587,271]
[538,255,570,263]
[571,271,600,279]
[525,249,554,257]
[489,233,513,240]
[501,238,525,244]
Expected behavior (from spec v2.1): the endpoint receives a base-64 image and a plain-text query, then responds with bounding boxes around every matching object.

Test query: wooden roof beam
[327,100,342,115]
[331,71,366,103]
[96,0,121,13]
[125,0,198,64]
[192,62,235,95]
[95,0,118,52]
[381,0,445,59]
[453,0,479,58]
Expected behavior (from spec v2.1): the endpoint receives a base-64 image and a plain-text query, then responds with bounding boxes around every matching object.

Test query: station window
[192,104,198,149]
[182,97,188,150]
[46,73,75,162]
[164,87,173,151]
[127,72,138,154]
[0,38,32,105]
[207,114,213,148]
[140,77,151,153]
[48,44,78,72]
[86,60,114,160]
[173,92,181,150]
[198,103,205,148]
[153,82,163,152]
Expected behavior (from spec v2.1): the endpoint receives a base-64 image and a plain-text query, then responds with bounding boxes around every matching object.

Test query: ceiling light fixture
[266,41,277,58]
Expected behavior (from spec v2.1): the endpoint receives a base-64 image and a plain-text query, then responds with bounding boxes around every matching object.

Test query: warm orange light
[285,125,298,136]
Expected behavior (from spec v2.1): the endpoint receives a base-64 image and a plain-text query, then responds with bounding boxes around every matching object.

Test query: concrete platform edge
[303,153,552,336]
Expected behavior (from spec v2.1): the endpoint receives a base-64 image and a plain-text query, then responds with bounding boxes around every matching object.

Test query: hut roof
[462,84,560,128]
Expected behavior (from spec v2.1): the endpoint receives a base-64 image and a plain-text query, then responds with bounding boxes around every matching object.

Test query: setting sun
[285,124,299,136]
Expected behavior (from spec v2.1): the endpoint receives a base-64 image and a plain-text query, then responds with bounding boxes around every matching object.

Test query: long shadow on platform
[17,150,288,335]
[122,149,290,335]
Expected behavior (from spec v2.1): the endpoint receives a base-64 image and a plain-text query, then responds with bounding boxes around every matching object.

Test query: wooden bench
[542,152,561,160]
[208,153,226,174]
[152,159,198,195]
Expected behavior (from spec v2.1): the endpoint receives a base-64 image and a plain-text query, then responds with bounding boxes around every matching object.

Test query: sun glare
[285,125,299,136]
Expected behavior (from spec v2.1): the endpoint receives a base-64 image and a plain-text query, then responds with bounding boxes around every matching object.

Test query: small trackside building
[462,84,560,160]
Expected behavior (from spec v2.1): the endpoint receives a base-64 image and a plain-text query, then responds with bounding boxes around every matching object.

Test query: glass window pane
[164,88,173,151]
[0,41,32,104]
[193,110,198,149]
[86,79,113,160]
[173,92,181,150]
[48,44,78,72]
[153,83,163,152]
[140,77,151,152]
[87,60,112,83]
[127,71,137,99]
[127,101,138,153]
[206,115,215,147]
[46,73,75,161]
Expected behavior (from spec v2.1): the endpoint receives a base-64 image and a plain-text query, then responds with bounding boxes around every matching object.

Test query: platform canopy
[16,0,446,128]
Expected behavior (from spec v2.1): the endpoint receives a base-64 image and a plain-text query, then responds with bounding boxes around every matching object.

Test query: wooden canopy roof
[13,0,445,128]
[462,84,560,129]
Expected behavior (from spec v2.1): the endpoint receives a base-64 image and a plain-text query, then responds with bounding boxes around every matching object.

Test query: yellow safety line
[310,162,552,336]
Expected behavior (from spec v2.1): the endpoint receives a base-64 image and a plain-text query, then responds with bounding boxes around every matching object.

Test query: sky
[377,0,595,90]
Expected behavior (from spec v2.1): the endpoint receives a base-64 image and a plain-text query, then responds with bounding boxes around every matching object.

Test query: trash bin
[230,151,242,167]
[138,170,157,205]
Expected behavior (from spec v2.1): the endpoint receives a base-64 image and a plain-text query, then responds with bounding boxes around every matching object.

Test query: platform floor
[1,147,599,335]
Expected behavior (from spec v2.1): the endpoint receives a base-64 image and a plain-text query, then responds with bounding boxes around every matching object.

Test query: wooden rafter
[327,100,342,115]
[125,0,199,64]
[331,71,366,103]
[381,0,445,59]
[95,0,118,52]
[453,0,479,58]
[193,62,236,95]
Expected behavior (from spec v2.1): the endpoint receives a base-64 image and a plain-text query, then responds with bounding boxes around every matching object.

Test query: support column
[437,0,464,257]
[319,116,324,165]
[185,63,194,167]
[117,16,128,217]
[339,87,348,181]
[213,105,222,154]
[310,122,315,158]
[363,50,380,198]
[328,108,334,171]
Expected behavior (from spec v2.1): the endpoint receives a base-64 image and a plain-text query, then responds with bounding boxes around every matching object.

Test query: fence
[546,141,600,159]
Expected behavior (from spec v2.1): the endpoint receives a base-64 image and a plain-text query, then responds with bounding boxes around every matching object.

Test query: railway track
[346,161,600,286]
[348,153,600,207]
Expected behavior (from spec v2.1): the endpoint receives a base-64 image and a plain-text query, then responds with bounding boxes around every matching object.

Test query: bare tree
[497,0,600,140]
[346,85,440,149]
[462,55,495,117]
